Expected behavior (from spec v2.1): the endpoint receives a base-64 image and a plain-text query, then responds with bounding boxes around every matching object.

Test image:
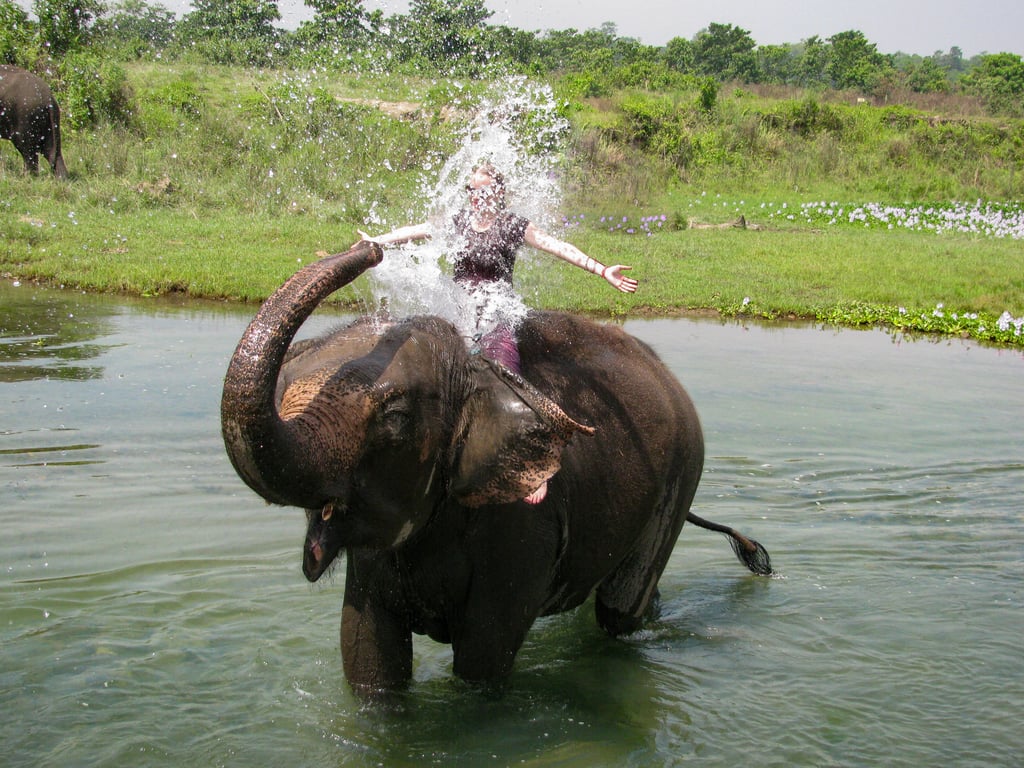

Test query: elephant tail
[686,512,774,576]
[47,97,68,179]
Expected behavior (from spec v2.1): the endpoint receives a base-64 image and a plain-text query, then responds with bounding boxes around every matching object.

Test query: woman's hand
[355,224,431,248]
[354,230,377,248]
[603,265,638,293]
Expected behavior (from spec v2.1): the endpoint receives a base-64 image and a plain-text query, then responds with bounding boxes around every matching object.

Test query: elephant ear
[450,359,595,507]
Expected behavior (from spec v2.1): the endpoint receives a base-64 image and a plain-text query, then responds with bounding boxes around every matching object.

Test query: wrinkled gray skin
[0,65,68,179]
[221,241,772,694]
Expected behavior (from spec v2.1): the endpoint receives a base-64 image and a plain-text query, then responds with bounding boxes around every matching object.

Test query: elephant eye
[377,392,412,440]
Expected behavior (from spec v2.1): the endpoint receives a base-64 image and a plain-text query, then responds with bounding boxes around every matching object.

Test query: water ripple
[0,441,104,468]
[3,285,1022,768]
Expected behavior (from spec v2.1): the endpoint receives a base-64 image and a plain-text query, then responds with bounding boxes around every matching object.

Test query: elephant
[221,241,772,692]
[0,65,68,179]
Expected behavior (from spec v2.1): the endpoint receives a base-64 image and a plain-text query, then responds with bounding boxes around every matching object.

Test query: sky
[261,0,1024,58]
[12,0,1017,57]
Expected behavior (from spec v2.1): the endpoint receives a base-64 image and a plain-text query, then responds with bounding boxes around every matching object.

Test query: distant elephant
[0,65,68,178]
[221,241,772,692]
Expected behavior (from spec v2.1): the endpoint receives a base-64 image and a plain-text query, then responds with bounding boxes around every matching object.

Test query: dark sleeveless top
[451,209,530,287]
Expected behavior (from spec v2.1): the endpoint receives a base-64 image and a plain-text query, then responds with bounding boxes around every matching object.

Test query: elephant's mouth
[303,501,344,582]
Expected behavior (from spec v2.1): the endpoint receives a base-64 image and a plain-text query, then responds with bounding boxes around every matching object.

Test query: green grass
[4,180,1022,344]
[2,63,1022,346]
[0,199,367,301]
[521,223,1021,315]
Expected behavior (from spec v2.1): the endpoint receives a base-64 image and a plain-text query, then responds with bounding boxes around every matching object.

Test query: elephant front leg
[340,557,413,693]
[448,515,562,683]
[449,573,547,682]
[451,618,531,683]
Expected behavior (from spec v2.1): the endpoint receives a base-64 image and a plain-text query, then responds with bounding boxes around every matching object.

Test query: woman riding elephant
[220,240,773,695]
[358,162,637,503]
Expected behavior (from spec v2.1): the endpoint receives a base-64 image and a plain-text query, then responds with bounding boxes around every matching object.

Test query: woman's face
[467,169,501,212]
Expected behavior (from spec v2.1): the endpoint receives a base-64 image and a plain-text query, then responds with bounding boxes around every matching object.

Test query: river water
[2,281,1021,767]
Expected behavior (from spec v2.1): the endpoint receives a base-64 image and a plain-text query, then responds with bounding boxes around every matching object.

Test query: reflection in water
[0,283,114,382]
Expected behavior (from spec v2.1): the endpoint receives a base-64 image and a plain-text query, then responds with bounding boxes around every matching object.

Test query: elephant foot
[524,481,547,505]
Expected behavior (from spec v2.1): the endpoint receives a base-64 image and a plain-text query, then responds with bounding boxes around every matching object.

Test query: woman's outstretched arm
[524,223,638,293]
[356,223,432,247]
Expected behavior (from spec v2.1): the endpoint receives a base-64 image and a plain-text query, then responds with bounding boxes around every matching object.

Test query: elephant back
[516,310,703,607]
[517,311,694,427]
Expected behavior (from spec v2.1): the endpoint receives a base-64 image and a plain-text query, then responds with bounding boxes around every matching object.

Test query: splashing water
[368,77,569,341]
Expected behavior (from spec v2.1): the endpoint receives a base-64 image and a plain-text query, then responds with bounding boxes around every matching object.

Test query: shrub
[57,51,136,129]
[697,76,717,112]
[960,53,1024,117]
[138,76,205,133]
[557,71,611,100]
[0,0,33,66]
[879,104,924,130]
[762,96,844,136]
[618,92,677,146]
[610,61,682,91]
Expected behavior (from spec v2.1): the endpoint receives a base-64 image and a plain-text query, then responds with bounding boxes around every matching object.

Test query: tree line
[3,0,1024,117]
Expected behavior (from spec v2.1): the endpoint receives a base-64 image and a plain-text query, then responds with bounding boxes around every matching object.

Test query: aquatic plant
[561,212,671,236]
[718,296,1023,345]
[813,302,1022,344]
[765,199,1024,240]
[565,198,1024,242]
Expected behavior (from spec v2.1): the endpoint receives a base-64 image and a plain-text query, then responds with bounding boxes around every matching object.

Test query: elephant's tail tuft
[726,533,774,576]
[686,511,774,576]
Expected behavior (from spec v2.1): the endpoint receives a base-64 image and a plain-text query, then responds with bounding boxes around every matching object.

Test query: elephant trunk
[221,241,383,507]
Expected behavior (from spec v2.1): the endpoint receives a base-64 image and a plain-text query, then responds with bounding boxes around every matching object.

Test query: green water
[2,282,1021,766]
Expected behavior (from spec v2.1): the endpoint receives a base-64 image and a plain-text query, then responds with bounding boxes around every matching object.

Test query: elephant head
[221,242,592,581]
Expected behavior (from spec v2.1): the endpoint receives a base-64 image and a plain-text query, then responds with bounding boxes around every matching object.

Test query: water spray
[368,76,571,337]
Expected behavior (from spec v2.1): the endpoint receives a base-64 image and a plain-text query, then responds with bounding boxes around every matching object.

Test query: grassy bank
[1,63,1022,346]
